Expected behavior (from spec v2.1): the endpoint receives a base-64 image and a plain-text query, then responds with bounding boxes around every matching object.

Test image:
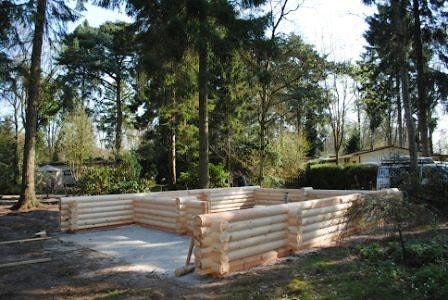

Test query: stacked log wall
[193,193,366,276]
[193,205,291,276]
[60,186,258,232]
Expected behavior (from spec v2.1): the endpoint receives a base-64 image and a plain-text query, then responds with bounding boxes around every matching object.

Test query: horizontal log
[209,196,253,203]
[255,187,309,193]
[254,194,305,200]
[76,215,133,226]
[254,200,284,205]
[133,202,177,211]
[78,210,133,220]
[135,218,178,230]
[206,189,257,197]
[176,196,200,203]
[182,205,204,211]
[226,214,288,232]
[209,198,254,205]
[77,200,133,208]
[134,207,178,218]
[210,207,252,213]
[299,225,358,249]
[227,239,288,262]
[61,193,145,203]
[301,223,348,242]
[76,204,133,214]
[307,189,367,197]
[301,217,347,233]
[223,223,286,243]
[210,203,254,210]
[75,220,134,230]
[301,203,352,218]
[199,230,287,256]
[294,194,359,210]
[195,205,288,227]
[228,248,290,274]
[134,198,178,206]
[134,213,176,224]
[227,231,287,253]
[61,187,259,204]
[301,210,347,226]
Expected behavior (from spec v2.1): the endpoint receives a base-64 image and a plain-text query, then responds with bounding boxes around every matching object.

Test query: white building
[38,163,75,188]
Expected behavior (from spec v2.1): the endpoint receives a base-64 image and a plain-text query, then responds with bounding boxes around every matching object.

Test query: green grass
[100,288,155,299]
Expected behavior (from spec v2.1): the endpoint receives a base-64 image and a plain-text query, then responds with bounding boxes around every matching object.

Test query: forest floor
[0,201,447,299]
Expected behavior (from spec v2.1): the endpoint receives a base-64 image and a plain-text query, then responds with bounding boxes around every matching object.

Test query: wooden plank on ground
[0,237,51,245]
[0,258,51,268]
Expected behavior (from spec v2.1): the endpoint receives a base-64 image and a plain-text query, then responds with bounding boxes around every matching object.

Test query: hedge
[297,163,378,190]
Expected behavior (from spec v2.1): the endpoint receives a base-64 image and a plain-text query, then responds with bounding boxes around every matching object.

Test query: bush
[401,168,448,214]
[76,152,153,195]
[298,163,377,189]
[413,264,448,298]
[355,240,448,298]
[76,166,151,195]
[178,163,229,189]
[357,243,388,262]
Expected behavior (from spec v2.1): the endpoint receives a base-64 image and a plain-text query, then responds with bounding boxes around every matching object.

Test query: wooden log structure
[60,187,401,277]
[192,191,378,276]
[60,186,259,232]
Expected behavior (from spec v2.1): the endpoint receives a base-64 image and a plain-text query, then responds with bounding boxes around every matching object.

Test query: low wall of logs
[193,191,394,277]
[60,186,258,232]
[60,187,398,277]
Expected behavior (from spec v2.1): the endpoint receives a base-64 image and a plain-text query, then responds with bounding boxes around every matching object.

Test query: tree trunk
[115,78,123,156]
[258,88,268,185]
[198,7,209,189]
[296,104,302,136]
[16,0,47,210]
[170,93,177,186]
[12,92,20,185]
[386,102,393,146]
[393,0,418,174]
[356,99,362,149]
[412,0,430,157]
[332,127,340,166]
[170,132,177,185]
[396,75,403,147]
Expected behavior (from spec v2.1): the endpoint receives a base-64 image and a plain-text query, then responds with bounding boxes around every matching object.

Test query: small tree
[264,131,309,186]
[58,106,95,179]
[344,128,361,155]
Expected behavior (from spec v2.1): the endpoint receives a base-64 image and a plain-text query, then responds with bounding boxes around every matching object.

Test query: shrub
[413,264,448,298]
[346,191,435,261]
[76,152,152,195]
[178,163,229,189]
[401,168,448,214]
[357,243,388,262]
[297,163,377,189]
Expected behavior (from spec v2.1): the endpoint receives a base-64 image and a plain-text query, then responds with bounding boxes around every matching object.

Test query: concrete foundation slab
[60,225,192,276]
